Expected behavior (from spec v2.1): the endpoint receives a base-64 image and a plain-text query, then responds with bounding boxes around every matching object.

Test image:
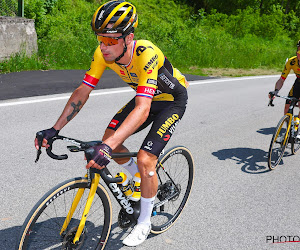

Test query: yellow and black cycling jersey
[82,40,187,102]
[281,56,300,80]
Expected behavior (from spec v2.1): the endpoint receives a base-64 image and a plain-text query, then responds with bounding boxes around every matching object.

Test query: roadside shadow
[106,221,157,249]
[212,147,272,174]
[0,224,21,250]
[8,218,143,250]
[257,127,275,136]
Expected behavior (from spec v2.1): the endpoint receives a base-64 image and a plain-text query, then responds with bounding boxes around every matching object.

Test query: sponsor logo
[46,187,70,206]
[169,149,182,157]
[109,119,119,128]
[109,182,134,214]
[130,73,138,77]
[159,73,175,89]
[62,138,81,146]
[120,70,125,75]
[106,30,118,33]
[156,114,180,138]
[136,45,154,56]
[98,10,105,20]
[147,79,157,85]
[144,87,155,95]
[144,54,158,72]
[137,86,156,98]
[291,58,296,66]
[144,141,153,151]
[163,135,170,141]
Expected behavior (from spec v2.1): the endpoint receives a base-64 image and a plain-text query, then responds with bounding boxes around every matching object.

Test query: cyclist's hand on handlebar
[35,127,59,150]
[86,143,112,170]
[268,89,279,99]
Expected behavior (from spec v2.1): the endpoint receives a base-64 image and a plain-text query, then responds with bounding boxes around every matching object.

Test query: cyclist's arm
[103,96,152,150]
[53,84,93,130]
[274,77,285,92]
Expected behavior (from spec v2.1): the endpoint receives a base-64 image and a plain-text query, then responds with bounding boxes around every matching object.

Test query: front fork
[281,113,294,145]
[60,172,100,245]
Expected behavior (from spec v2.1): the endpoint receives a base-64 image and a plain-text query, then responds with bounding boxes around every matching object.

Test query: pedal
[118,209,135,229]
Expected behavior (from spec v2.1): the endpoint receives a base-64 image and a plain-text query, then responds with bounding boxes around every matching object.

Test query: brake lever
[35,132,43,163]
[268,99,274,107]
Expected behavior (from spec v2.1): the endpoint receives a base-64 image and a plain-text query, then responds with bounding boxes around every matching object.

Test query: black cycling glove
[36,127,59,142]
[269,89,279,97]
[89,143,112,167]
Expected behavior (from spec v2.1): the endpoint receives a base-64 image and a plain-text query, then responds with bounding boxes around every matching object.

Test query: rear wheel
[268,115,290,170]
[291,129,300,154]
[16,177,112,250]
[151,146,194,234]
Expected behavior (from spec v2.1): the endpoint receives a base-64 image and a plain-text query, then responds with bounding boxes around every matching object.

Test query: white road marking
[0,75,278,108]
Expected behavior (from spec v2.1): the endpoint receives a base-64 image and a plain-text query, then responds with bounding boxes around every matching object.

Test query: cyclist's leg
[284,84,294,114]
[137,101,187,216]
[285,79,300,114]
[102,98,136,164]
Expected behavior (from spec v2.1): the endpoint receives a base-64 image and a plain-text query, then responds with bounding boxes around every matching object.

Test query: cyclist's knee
[137,150,157,176]
[284,104,290,114]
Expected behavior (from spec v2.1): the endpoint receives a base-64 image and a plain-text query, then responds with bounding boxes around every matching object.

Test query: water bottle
[294,117,300,131]
[129,172,141,202]
[115,172,133,197]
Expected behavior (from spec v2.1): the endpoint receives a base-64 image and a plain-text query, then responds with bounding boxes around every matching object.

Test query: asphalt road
[0,70,208,100]
[1,72,300,249]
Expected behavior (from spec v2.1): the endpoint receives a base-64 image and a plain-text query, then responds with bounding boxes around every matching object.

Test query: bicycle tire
[268,115,290,170]
[291,131,300,154]
[16,177,112,250]
[151,146,194,234]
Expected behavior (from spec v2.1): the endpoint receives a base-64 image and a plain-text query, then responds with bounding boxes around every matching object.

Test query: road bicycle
[16,135,194,249]
[268,94,300,170]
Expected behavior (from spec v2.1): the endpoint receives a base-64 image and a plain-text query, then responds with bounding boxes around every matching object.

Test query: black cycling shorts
[286,77,300,104]
[107,98,187,157]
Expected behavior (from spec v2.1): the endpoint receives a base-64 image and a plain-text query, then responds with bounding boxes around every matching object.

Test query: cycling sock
[138,196,155,226]
[120,157,139,177]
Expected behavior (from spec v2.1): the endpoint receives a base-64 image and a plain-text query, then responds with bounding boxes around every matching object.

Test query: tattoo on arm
[67,101,82,121]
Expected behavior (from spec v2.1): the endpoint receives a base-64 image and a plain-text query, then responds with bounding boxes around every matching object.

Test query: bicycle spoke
[17,178,111,250]
[151,146,193,234]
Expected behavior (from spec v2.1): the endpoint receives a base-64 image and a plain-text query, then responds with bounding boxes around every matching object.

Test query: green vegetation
[1,0,299,75]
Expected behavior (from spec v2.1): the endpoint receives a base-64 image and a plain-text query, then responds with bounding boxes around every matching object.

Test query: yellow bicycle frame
[275,113,293,145]
[59,173,101,245]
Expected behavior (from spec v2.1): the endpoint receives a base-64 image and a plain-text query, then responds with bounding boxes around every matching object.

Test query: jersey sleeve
[135,45,159,99]
[281,57,294,80]
[83,46,107,89]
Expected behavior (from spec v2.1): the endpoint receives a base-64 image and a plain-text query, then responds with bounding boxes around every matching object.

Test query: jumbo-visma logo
[156,114,180,138]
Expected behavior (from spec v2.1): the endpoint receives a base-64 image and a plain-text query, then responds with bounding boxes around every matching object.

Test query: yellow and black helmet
[91,0,138,35]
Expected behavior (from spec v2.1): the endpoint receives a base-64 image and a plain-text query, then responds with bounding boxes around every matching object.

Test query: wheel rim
[269,116,290,169]
[151,147,193,233]
[18,180,111,249]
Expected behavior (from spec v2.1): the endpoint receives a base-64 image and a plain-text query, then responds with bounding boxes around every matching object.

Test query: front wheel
[268,115,290,170]
[151,146,194,234]
[16,177,112,250]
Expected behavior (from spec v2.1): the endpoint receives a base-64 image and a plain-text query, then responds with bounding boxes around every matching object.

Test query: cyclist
[34,0,188,247]
[269,40,300,118]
